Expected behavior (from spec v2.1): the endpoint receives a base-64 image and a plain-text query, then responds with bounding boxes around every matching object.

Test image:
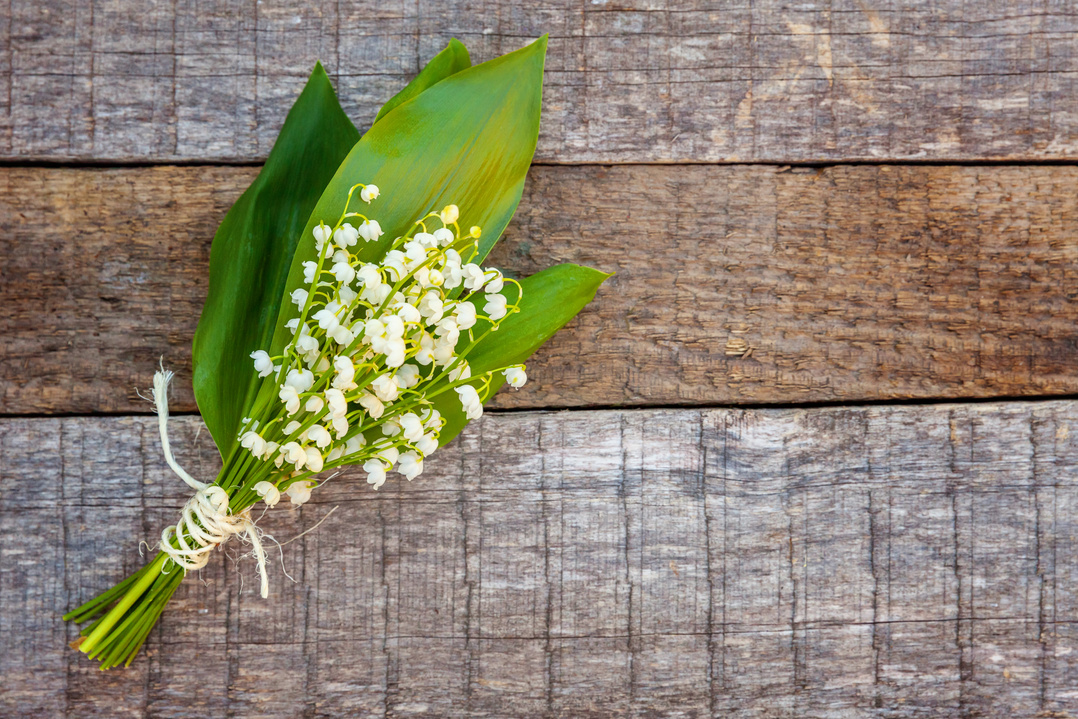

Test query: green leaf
[192,63,360,460]
[374,39,471,124]
[268,35,548,357]
[433,264,611,447]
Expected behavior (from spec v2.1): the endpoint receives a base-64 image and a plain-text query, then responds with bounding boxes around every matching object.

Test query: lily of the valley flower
[504,365,527,388]
[238,186,525,506]
[285,479,316,505]
[456,385,483,420]
[360,184,380,203]
[254,480,281,507]
[250,350,274,377]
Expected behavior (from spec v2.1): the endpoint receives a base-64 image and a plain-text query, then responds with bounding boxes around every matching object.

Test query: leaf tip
[448,37,472,64]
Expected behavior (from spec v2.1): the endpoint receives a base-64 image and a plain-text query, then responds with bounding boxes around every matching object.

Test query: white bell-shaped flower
[358,392,385,419]
[422,408,442,430]
[454,301,477,330]
[357,263,382,290]
[433,227,455,247]
[435,317,460,346]
[399,413,424,443]
[254,481,281,507]
[504,366,527,388]
[395,364,420,389]
[324,388,348,418]
[334,223,359,248]
[398,451,423,480]
[286,479,316,506]
[329,325,355,346]
[383,314,405,338]
[285,368,314,392]
[364,459,387,489]
[312,223,332,251]
[359,219,383,242]
[484,293,508,320]
[250,350,274,378]
[442,249,464,289]
[462,264,487,292]
[384,338,406,368]
[414,332,435,366]
[240,430,267,456]
[331,415,349,438]
[418,291,445,324]
[291,288,309,309]
[372,374,400,402]
[432,334,456,365]
[345,434,366,455]
[332,355,356,390]
[331,261,356,284]
[376,444,400,466]
[314,306,341,333]
[397,303,421,324]
[449,360,471,382]
[382,250,408,281]
[456,385,483,420]
[281,442,307,469]
[262,441,280,461]
[307,424,332,449]
[279,386,301,415]
[484,269,504,294]
[304,447,324,472]
[416,433,438,456]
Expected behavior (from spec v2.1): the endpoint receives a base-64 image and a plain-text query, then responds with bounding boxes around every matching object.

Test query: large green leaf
[267,36,548,357]
[434,264,611,447]
[374,39,471,124]
[192,63,360,460]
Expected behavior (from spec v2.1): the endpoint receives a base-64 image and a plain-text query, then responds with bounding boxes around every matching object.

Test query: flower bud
[439,204,459,224]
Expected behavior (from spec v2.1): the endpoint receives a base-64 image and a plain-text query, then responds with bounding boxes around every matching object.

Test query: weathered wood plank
[4,1,1078,163]
[3,402,1078,716]
[5,163,1078,414]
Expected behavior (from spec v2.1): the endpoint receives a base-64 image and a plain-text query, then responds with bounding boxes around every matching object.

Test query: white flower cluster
[237,183,527,507]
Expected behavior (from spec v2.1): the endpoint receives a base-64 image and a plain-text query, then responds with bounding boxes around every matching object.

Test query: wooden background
[3,1,1078,717]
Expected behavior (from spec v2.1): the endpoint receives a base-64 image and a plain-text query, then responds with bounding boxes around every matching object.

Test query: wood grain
[4,0,1078,163]
[5,163,1078,415]
[3,401,1077,717]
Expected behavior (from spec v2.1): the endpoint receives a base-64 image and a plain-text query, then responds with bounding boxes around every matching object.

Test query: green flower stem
[77,552,167,655]
[63,562,150,624]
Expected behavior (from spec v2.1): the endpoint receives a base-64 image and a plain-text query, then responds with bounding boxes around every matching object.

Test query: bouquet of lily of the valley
[63,36,607,669]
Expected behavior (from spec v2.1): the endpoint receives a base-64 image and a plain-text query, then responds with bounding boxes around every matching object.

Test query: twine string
[151,367,270,598]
